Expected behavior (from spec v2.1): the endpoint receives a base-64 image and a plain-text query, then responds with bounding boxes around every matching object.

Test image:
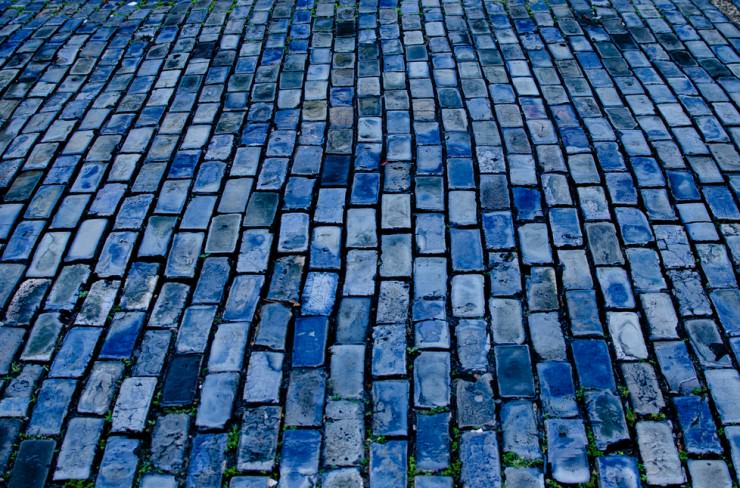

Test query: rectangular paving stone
[224,275,264,322]
[324,400,365,466]
[243,351,283,404]
[636,421,686,485]
[54,417,104,481]
[21,313,63,362]
[706,368,740,425]
[111,376,157,433]
[285,368,326,427]
[291,316,329,367]
[546,419,590,484]
[77,362,125,416]
[134,330,172,377]
[45,265,91,311]
[99,311,146,359]
[414,351,451,408]
[280,430,321,486]
[27,379,76,436]
[0,365,44,418]
[461,431,502,487]
[95,231,137,277]
[302,272,339,316]
[597,456,642,488]
[370,441,407,487]
[97,437,140,488]
[120,262,159,310]
[197,372,239,429]
[165,232,204,278]
[75,280,120,326]
[161,354,202,407]
[8,440,55,488]
[186,433,227,488]
[151,413,190,474]
[674,395,723,455]
[238,406,281,472]
[49,327,101,377]
[0,419,21,474]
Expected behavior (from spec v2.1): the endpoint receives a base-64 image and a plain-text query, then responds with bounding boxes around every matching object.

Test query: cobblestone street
[0,0,739,486]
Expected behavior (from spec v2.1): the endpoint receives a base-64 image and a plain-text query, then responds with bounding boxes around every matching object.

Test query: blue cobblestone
[0,0,737,485]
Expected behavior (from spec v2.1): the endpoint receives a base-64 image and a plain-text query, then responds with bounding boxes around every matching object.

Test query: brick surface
[0,0,738,485]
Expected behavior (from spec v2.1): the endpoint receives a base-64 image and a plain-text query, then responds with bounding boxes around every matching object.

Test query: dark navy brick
[572,340,616,391]
[495,345,535,398]
[8,440,55,488]
[292,317,329,367]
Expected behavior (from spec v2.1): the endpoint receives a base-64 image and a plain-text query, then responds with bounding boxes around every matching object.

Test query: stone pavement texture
[0,0,738,486]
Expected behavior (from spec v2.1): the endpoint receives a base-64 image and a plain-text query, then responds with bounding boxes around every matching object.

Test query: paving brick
[54,417,104,481]
[546,419,590,484]
[186,434,227,488]
[27,379,76,436]
[151,413,190,473]
[197,372,239,429]
[238,406,281,472]
[0,364,43,418]
[96,437,140,488]
[49,327,101,378]
[636,421,686,485]
[8,440,55,488]
[243,351,283,404]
